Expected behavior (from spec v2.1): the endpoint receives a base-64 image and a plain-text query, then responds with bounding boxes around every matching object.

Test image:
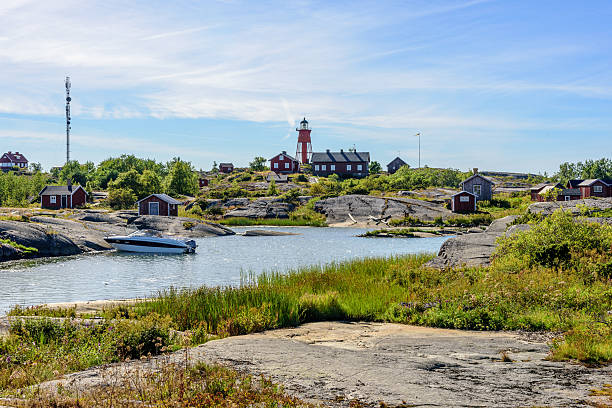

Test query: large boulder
[528,197,612,215]
[128,216,234,237]
[224,198,295,219]
[0,220,82,258]
[426,216,519,269]
[313,195,454,224]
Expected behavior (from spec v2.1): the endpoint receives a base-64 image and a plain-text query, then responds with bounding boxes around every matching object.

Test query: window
[357,164,362,171]
[330,164,335,171]
[565,196,571,201]
[50,195,56,204]
[322,165,327,171]
[285,162,289,169]
[473,184,482,196]
[347,164,352,171]
[274,162,278,168]
[314,165,320,171]
[459,196,470,202]
[594,185,603,193]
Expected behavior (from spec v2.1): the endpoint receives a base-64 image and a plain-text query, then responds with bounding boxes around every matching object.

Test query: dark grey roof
[270,152,298,162]
[460,174,495,186]
[39,185,85,196]
[578,179,609,187]
[387,157,407,167]
[137,194,183,205]
[311,151,370,163]
[561,188,581,196]
[566,179,584,188]
[219,163,233,167]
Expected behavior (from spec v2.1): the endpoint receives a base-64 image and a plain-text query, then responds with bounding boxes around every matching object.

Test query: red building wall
[71,188,87,207]
[41,188,87,209]
[219,165,233,173]
[451,192,476,213]
[270,154,298,174]
[581,181,610,198]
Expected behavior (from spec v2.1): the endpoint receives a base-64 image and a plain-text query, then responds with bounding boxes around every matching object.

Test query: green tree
[107,188,137,210]
[369,161,382,174]
[165,158,198,196]
[59,161,90,187]
[139,170,162,197]
[267,179,279,196]
[109,169,142,195]
[249,156,268,171]
[30,162,42,173]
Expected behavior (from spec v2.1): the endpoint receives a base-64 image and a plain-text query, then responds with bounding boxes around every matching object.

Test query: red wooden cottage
[450,191,476,213]
[269,151,299,174]
[0,151,28,171]
[39,184,87,209]
[219,163,234,173]
[199,178,209,188]
[137,194,182,216]
[578,179,611,198]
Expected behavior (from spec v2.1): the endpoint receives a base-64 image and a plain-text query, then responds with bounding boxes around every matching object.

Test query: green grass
[219,217,326,227]
[389,213,493,228]
[362,228,443,237]
[0,238,38,255]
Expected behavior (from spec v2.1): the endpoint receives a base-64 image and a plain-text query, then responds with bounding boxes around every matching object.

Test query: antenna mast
[65,76,71,164]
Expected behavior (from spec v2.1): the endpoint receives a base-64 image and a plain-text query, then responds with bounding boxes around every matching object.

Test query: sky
[0,0,611,174]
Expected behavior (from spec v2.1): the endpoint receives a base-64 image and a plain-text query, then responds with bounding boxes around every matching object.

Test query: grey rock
[0,243,21,260]
[396,190,417,196]
[314,195,454,224]
[37,322,612,407]
[128,215,234,237]
[426,215,519,269]
[528,197,612,215]
[225,199,295,219]
[0,220,82,258]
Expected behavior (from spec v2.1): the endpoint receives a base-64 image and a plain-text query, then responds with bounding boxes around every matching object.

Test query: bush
[107,188,137,210]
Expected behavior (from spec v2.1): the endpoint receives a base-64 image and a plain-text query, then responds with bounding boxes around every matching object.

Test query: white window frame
[565,196,571,201]
[285,162,289,169]
[459,196,470,202]
[314,165,320,171]
[330,164,335,171]
[357,164,362,171]
[322,164,327,171]
[50,195,56,204]
[347,164,352,171]
[274,162,278,169]
[473,184,482,196]
[594,185,603,193]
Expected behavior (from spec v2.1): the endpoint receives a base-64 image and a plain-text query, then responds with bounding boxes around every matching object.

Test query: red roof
[1,151,28,164]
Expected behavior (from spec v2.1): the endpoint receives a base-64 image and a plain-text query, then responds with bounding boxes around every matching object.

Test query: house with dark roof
[459,170,494,201]
[269,151,299,174]
[311,149,370,178]
[566,179,584,189]
[387,157,407,174]
[577,179,612,198]
[39,184,87,209]
[0,151,28,171]
[219,163,234,173]
[137,194,183,216]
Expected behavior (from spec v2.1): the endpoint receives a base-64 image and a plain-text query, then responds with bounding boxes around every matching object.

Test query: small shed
[39,184,87,209]
[199,178,209,188]
[459,171,494,201]
[219,163,234,173]
[387,157,407,174]
[450,191,476,213]
[137,194,182,216]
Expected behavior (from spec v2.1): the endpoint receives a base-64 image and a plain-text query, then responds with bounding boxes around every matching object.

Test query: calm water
[0,227,449,313]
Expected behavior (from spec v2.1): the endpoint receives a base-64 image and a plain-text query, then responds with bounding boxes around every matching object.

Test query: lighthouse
[295,117,312,165]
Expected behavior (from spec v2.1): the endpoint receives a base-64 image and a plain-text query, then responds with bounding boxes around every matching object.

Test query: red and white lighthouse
[295,117,312,165]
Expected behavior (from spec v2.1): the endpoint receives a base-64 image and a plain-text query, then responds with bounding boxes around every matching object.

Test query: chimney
[326,149,330,153]
[15,152,19,154]
[473,168,478,174]
[67,179,72,192]
[282,150,286,154]
[340,149,343,152]
[7,151,11,154]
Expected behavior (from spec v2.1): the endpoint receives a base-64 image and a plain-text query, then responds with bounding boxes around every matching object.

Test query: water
[0,227,449,313]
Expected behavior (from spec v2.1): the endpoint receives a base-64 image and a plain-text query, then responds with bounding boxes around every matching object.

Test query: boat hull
[104,236,196,254]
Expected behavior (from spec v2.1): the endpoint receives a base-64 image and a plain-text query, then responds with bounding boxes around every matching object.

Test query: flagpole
[415,133,421,168]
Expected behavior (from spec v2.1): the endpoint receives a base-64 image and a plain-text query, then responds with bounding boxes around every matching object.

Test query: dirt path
[36,322,611,407]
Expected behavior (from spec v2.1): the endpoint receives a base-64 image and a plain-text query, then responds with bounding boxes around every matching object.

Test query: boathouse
[137,194,182,216]
[39,184,87,209]
[450,190,476,213]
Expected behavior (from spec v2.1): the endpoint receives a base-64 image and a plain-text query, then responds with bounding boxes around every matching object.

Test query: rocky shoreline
[0,210,234,262]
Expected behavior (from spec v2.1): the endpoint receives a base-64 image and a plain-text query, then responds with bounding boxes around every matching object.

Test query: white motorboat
[104,230,197,254]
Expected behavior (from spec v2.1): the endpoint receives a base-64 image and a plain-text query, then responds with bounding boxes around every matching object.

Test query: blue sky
[0,0,611,173]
